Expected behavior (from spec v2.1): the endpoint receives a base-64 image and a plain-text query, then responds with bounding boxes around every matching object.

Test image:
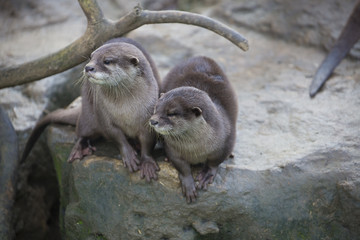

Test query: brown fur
[22,38,160,181]
[149,56,238,203]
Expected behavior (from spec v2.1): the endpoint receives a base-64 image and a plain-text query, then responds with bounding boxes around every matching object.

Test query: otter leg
[166,149,197,203]
[179,172,197,203]
[139,130,159,182]
[68,93,99,163]
[67,83,100,163]
[107,129,140,172]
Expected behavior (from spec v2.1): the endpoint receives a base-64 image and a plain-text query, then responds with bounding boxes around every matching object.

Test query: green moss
[50,143,73,237]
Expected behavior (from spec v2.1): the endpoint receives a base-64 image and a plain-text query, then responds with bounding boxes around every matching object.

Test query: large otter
[22,37,160,181]
[149,56,238,203]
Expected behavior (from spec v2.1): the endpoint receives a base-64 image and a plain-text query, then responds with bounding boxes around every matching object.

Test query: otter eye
[167,112,178,117]
[103,59,113,65]
[129,56,139,66]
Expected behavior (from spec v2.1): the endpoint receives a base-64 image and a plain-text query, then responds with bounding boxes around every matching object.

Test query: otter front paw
[122,150,140,172]
[140,158,160,182]
[196,166,218,190]
[179,175,197,203]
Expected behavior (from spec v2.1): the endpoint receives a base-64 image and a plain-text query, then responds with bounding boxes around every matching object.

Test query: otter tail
[21,105,81,163]
[309,0,360,97]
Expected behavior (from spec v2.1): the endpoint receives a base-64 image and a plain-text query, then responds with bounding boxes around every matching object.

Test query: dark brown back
[162,56,238,126]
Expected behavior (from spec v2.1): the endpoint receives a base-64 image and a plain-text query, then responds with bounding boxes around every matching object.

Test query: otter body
[22,38,160,181]
[150,56,238,202]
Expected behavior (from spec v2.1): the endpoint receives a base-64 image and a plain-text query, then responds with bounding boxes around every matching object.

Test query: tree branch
[116,5,249,51]
[0,2,249,89]
[78,0,104,24]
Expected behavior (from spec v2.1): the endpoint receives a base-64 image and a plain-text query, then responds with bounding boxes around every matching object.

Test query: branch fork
[0,0,249,89]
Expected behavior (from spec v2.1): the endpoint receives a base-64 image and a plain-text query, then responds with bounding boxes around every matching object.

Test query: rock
[0,106,18,240]
[192,220,219,235]
[47,124,360,239]
[211,0,360,58]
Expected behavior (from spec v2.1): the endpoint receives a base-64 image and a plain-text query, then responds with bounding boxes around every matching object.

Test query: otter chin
[149,56,238,203]
[149,124,173,135]
[87,76,107,85]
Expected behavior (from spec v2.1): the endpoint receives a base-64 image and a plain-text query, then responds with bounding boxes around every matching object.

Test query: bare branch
[0,3,249,89]
[0,33,110,89]
[119,6,249,51]
[78,0,104,24]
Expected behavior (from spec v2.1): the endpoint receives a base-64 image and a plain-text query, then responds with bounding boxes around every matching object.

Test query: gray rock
[211,0,360,58]
[192,220,219,235]
[47,124,360,239]
[0,106,18,240]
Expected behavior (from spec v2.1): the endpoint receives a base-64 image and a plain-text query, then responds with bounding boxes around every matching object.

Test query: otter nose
[85,66,95,73]
[149,119,158,126]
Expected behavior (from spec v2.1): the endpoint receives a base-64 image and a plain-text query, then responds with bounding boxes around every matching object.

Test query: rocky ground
[0,0,359,239]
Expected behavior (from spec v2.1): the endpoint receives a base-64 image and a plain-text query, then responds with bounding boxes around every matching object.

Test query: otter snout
[149,117,158,126]
[85,65,95,73]
[149,119,158,126]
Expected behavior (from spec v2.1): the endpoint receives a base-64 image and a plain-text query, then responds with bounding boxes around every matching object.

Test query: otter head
[149,87,206,136]
[83,42,143,87]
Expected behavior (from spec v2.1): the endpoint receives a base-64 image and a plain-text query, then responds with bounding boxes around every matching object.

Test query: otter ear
[129,56,139,66]
[191,107,202,117]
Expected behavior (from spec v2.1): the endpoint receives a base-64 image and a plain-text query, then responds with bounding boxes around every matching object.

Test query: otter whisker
[75,74,86,86]
[80,55,90,61]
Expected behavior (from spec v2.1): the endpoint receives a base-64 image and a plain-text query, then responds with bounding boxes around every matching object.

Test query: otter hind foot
[196,166,218,190]
[68,138,96,163]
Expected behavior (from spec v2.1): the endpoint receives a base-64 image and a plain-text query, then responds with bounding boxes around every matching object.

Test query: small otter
[22,37,160,181]
[149,56,238,203]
